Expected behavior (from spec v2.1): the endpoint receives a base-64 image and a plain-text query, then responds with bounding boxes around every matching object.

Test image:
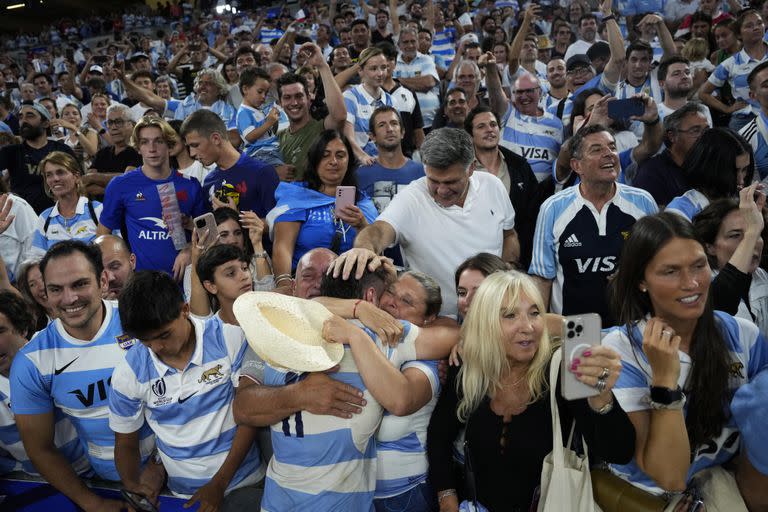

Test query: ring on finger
[661,329,673,338]
[599,367,610,380]
[595,377,607,392]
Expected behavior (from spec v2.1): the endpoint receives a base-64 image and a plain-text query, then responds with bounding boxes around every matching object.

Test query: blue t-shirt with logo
[100,168,208,275]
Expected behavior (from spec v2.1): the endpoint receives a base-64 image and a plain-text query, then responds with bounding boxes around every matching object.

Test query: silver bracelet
[437,489,457,502]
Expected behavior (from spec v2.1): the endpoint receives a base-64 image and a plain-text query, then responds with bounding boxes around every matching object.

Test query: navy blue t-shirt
[0,141,75,213]
[202,153,279,252]
[356,160,425,213]
[99,168,207,275]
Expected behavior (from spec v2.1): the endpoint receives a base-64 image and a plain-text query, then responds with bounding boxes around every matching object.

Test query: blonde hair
[130,115,180,149]
[358,46,385,69]
[682,37,709,62]
[456,271,552,422]
[38,151,85,198]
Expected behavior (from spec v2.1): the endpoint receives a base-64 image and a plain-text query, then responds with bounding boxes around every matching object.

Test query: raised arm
[508,4,538,77]
[300,42,347,130]
[118,69,167,113]
[481,52,508,121]
[600,0,626,87]
[390,0,400,37]
[630,95,662,164]
[271,22,298,64]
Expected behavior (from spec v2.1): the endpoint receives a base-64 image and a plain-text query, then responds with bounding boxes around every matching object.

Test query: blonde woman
[30,151,105,256]
[426,271,635,512]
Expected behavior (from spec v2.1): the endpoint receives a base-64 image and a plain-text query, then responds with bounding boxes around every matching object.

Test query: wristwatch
[649,386,686,410]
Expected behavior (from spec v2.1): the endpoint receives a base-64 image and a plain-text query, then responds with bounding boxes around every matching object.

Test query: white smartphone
[560,313,602,400]
[193,212,218,251]
[335,186,356,211]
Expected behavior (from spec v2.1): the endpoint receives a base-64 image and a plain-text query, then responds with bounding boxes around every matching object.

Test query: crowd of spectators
[0,0,768,511]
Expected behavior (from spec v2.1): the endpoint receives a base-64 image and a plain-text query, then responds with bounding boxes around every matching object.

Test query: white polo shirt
[378,171,515,317]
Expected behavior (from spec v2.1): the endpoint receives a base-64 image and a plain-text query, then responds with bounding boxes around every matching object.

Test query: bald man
[483,54,565,182]
[93,235,136,300]
[293,248,337,300]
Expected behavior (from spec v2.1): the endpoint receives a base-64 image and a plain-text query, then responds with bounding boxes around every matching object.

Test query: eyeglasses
[384,286,424,309]
[107,119,126,127]
[676,125,706,137]
[567,66,592,77]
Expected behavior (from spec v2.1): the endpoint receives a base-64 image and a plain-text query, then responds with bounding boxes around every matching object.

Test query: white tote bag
[537,348,601,512]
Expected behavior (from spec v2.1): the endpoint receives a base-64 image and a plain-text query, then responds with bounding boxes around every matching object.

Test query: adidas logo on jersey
[563,234,582,248]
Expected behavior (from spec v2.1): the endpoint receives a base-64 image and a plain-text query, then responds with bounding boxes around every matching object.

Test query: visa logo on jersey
[575,256,616,274]
[520,147,551,160]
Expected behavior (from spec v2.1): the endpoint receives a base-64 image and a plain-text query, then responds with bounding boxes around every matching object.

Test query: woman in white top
[50,103,99,167]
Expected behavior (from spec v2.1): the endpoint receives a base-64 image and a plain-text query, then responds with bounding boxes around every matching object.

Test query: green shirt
[278,118,324,181]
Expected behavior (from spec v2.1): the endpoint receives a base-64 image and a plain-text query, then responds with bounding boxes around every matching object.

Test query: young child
[237,67,285,166]
[682,37,715,74]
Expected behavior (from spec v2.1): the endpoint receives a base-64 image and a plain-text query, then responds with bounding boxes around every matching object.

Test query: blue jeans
[374,481,438,512]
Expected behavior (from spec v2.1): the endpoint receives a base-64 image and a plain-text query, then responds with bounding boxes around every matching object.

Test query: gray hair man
[330,127,519,317]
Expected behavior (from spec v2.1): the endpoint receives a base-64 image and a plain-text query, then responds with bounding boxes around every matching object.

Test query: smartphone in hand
[335,186,356,211]
[193,212,218,251]
[607,98,644,121]
[560,313,602,400]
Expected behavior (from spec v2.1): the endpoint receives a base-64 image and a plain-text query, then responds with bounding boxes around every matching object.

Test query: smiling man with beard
[10,241,158,511]
[0,102,75,213]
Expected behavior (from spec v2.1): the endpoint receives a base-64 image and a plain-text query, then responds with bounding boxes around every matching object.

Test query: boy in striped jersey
[111,270,264,510]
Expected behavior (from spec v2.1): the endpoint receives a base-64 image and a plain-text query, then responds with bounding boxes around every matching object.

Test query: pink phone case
[335,186,356,210]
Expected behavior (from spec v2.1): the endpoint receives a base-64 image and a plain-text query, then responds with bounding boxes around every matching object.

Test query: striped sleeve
[108,358,146,434]
[528,197,558,279]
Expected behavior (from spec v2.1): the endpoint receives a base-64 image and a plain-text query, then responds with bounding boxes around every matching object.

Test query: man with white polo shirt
[10,241,156,512]
[486,57,564,183]
[394,27,440,130]
[331,128,519,318]
[110,270,264,510]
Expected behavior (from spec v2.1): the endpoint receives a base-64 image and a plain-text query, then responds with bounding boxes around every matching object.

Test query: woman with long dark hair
[604,211,768,508]
[270,129,377,289]
[666,127,754,220]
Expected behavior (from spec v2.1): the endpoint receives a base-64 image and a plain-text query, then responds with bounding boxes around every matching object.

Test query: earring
[640,287,647,293]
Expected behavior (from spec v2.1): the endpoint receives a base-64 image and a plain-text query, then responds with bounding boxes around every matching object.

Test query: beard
[20,123,45,140]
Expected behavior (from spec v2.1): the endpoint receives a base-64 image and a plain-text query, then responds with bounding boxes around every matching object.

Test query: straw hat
[233,292,344,372]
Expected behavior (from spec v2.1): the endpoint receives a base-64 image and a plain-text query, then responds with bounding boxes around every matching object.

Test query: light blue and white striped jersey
[740,111,768,180]
[665,188,710,221]
[163,97,182,119]
[9,301,154,481]
[624,0,666,14]
[236,103,281,157]
[393,52,441,128]
[260,27,284,44]
[374,359,440,499]
[603,312,768,495]
[174,96,236,130]
[0,374,91,476]
[709,45,768,116]
[30,197,102,256]
[431,27,458,68]
[616,70,663,138]
[547,73,616,128]
[260,321,420,512]
[500,104,564,182]
[343,84,394,157]
[109,316,263,498]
